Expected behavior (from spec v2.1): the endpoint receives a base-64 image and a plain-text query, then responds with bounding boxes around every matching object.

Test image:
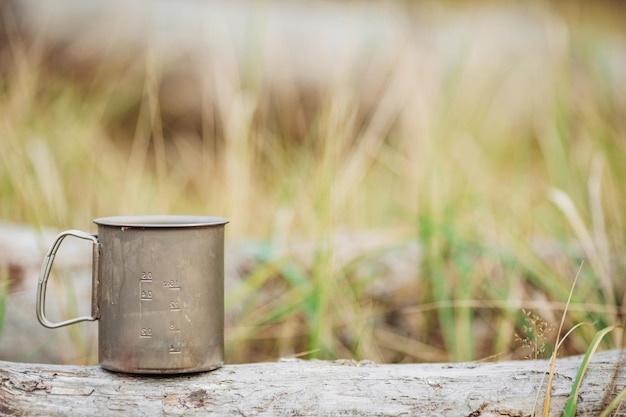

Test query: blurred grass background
[1,0,626,364]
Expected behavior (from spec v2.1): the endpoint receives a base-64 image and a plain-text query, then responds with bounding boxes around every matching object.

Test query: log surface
[1,350,625,416]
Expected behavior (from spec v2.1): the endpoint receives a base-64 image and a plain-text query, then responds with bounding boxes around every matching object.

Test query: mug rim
[93,215,229,228]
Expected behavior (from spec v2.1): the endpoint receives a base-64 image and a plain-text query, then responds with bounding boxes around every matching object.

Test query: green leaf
[563,325,622,417]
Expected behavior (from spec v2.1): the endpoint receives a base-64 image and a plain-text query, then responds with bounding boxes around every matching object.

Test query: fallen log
[1,350,625,416]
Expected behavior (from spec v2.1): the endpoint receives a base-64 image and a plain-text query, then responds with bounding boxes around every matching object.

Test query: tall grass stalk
[540,262,582,417]
[563,325,624,417]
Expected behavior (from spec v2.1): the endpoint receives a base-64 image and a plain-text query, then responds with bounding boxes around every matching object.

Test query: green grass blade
[563,325,622,417]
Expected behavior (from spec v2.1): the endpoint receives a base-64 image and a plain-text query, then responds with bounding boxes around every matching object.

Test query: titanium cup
[36,215,229,374]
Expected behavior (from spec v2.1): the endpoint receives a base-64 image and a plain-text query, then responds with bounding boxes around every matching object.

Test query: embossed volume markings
[165,279,182,354]
[139,272,153,338]
[139,272,183,354]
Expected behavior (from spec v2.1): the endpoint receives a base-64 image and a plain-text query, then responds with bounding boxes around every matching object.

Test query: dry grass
[1,0,626,364]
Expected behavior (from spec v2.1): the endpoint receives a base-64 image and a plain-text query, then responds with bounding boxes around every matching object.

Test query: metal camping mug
[36,215,229,374]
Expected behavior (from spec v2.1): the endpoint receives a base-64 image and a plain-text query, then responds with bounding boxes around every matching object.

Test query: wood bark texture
[1,350,625,417]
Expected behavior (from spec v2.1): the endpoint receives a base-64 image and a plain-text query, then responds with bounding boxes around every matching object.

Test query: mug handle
[36,230,101,328]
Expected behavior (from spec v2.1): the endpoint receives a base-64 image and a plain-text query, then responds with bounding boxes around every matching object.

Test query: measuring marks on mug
[139,272,182,354]
[163,278,182,354]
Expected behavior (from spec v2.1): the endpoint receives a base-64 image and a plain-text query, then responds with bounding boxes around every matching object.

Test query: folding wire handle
[36,230,101,328]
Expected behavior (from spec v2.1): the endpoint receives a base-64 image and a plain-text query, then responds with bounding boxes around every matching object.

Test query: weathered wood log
[1,350,625,416]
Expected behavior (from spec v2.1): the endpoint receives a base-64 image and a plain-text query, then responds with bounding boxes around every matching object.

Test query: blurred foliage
[1,0,626,363]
